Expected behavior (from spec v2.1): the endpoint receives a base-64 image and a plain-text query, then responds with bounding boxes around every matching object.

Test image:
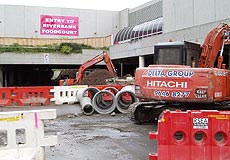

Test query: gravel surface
[45,113,157,160]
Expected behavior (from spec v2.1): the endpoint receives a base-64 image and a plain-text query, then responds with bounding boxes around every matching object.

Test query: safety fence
[51,85,138,115]
[50,85,88,105]
[0,85,139,115]
[0,109,57,160]
[0,86,54,106]
[149,110,230,160]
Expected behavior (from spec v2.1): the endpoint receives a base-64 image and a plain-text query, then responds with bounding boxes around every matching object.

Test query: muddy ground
[45,113,157,160]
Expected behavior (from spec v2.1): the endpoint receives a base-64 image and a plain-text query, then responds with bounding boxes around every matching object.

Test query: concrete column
[120,63,123,77]
[139,56,145,67]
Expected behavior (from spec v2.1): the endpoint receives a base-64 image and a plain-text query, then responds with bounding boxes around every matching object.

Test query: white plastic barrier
[50,85,88,104]
[0,109,57,160]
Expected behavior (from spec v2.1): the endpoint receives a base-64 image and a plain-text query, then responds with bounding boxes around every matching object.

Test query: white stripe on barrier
[0,109,57,160]
[50,85,88,105]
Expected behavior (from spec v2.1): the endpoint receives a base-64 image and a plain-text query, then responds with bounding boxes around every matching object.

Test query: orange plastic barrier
[92,85,125,101]
[0,87,14,106]
[13,86,54,106]
[149,110,230,160]
[92,85,124,91]
[0,86,54,106]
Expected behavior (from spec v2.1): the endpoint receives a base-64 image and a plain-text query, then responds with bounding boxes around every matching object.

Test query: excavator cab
[154,41,201,67]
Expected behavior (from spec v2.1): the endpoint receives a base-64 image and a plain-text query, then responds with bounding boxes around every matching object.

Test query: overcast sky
[0,0,151,11]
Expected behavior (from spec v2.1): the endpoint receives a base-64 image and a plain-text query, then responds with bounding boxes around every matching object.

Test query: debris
[67,114,75,118]
[111,112,116,116]
[106,77,135,85]
[74,112,83,117]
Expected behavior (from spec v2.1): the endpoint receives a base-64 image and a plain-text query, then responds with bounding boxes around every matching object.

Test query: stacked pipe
[76,87,99,116]
[77,85,139,115]
[115,85,139,113]
[93,87,118,114]
[0,85,138,112]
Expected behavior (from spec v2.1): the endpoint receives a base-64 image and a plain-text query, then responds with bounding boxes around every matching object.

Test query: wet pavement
[0,105,158,160]
[45,113,157,160]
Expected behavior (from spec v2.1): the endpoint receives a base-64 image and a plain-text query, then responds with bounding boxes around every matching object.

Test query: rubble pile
[79,69,117,85]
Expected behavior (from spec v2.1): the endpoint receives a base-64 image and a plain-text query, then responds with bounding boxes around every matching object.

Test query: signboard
[44,53,49,64]
[193,118,208,129]
[40,15,79,36]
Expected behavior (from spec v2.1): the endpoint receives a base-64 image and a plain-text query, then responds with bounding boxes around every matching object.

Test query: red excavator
[59,51,117,85]
[128,23,230,123]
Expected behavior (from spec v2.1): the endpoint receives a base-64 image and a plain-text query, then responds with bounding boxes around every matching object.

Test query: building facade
[110,0,230,73]
[0,5,119,38]
[0,0,230,86]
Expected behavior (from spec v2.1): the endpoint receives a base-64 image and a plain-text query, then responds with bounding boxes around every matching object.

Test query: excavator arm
[198,23,230,68]
[75,51,117,83]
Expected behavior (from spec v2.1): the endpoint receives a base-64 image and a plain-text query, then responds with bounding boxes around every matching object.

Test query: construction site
[1,0,230,159]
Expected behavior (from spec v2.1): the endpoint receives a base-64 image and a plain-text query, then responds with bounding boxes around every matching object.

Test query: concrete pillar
[120,63,123,77]
[139,56,145,67]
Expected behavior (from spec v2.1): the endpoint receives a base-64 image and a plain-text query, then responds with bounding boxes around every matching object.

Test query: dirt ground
[45,113,158,160]
[79,69,116,85]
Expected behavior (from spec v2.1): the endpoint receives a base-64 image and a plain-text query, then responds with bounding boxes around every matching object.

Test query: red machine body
[128,23,230,123]
[135,65,230,103]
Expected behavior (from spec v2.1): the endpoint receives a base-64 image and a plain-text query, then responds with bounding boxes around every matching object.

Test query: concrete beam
[0,49,105,65]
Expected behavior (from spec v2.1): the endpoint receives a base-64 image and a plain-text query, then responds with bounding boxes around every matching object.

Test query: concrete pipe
[80,97,94,116]
[77,87,100,115]
[103,87,119,95]
[115,85,139,114]
[92,90,116,114]
[77,87,100,101]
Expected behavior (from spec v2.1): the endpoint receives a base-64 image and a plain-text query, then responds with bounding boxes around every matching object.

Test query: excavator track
[127,101,166,124]
[128,101,230,124]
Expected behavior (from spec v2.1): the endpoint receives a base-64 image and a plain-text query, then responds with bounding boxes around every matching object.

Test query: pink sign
[40,15,79,36]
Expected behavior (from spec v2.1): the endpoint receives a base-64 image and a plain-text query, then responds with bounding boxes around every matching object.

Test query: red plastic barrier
[149,110,230,160]
[119,92,132,102]
[92,85,124,91]
[13,86,54,106]
[0,87,14,106]
[92,85,125,101]
[0,86,54,106]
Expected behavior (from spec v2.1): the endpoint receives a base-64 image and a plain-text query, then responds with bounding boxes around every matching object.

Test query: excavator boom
[75,51,116,83]
[198,23,230,68]
[59,51,116,86]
